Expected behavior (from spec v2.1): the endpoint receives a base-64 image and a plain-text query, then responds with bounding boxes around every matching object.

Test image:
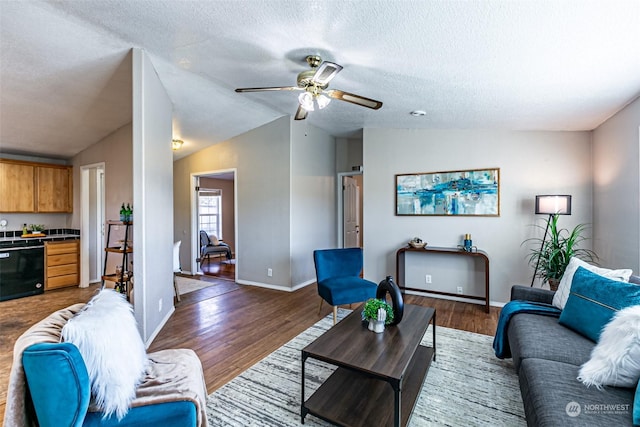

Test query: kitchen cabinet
[0,161,35,212]
[45,240,79,290]
[0,159,73,213]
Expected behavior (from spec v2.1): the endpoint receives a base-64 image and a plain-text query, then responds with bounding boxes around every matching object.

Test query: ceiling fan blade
[235,86,301,93]
[294,105,308,120]
[312,61,343,86]
[325,89,383,110]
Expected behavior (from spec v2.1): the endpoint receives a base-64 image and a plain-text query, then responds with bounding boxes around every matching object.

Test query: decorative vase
[548,278,560,292]
[368,319,385,333]
[376,276,404,325]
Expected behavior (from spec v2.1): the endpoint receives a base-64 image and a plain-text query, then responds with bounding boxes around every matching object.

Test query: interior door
[343,176,360,248]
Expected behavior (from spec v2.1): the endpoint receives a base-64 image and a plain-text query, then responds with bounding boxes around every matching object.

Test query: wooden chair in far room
[173,241,182,302]
[313,248,378,325]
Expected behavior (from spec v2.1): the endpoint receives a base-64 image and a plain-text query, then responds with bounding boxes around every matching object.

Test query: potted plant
[525,214,597,291]
[362,298,394,333]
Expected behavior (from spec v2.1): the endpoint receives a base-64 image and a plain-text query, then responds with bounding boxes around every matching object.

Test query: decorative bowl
[409,240,427,249]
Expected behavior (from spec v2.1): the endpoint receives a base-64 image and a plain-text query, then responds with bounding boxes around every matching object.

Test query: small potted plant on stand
[362,298,394,333]
[525,214,597,291]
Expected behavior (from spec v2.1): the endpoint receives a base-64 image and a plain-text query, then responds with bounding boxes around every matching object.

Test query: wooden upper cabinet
[0,161,35,212]
[0,159,72,213]
[37,165,73,212]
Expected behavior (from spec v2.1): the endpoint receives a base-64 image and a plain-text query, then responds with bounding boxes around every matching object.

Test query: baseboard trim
[235,279,315,292]
[145,306,175,349]
[404,290,505,308]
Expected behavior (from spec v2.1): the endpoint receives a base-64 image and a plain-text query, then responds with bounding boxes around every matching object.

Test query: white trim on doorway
[190,168,238,281]
[80,162,106,288]
[337,170,363,248]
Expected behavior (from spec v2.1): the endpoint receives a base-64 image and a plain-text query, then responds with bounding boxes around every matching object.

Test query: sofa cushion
[83,401,196,427]
[578,305,640,389]
[519,358,634,427]
[559,267,640,342]
[552,257,632,310]
[508,313,594,372]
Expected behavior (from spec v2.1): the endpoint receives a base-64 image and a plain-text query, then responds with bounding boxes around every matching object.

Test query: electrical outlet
[425,274,432,284]
[267,268,273,277]
[457,286,463,295]
[158,298,163,312]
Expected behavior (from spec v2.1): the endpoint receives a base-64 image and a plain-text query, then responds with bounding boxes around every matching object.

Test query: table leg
[392,379,401,427]
[433,311,437,361]
[301,352,308,423]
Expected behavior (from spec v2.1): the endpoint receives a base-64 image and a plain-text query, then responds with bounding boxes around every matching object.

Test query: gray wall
[174,117,292,287]
[71,123,133,228]
[592,95,640,272]
[290,120,336,287]
[132,48,174,345]
[362,129,593,304]
[173,116,335,290]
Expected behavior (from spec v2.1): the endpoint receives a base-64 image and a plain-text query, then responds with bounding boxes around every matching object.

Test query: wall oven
[0,244,45,301]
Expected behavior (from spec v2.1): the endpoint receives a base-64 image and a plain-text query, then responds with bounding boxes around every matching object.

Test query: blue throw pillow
[558,266,640,342]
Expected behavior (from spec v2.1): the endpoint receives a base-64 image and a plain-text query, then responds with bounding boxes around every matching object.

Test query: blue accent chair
[21,343,198,427]
[313,248,378,324]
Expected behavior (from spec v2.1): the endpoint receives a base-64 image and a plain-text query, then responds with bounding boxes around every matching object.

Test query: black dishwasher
[0,243,45,301]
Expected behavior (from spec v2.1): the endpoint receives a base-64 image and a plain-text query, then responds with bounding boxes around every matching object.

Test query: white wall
[132,48,174,345]
[593,96,640,272]
[363,129,592,304]
[290,119,336,288]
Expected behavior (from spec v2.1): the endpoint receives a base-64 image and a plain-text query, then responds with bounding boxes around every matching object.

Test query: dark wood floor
[0,275,500,419]
[200,257,235,279]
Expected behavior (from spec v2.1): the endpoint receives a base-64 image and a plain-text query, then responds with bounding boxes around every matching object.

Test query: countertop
[0,234,79,248]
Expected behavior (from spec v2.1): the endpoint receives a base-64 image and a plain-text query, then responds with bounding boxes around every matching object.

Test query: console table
[396,246,490,312]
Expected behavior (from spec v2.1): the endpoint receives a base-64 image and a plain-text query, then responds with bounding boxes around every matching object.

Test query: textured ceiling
[1,0,639,160]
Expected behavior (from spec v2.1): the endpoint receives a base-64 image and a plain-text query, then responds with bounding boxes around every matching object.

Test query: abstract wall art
[396,168,500,216]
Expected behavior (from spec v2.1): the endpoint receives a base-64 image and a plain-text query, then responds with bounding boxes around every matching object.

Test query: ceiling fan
[235,55,383,120]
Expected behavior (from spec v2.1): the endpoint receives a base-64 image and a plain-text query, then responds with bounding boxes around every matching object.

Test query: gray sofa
[508,284,637,426]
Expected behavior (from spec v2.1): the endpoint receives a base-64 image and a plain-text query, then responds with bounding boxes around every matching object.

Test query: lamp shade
[535,195,572,215]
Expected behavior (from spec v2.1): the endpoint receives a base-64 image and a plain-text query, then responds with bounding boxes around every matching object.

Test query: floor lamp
[530,195,572,287]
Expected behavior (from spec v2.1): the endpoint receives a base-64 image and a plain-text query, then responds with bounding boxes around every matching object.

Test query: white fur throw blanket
[3,304,209,427]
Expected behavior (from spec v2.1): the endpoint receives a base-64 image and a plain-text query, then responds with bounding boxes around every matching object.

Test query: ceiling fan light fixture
[298,92,315,111]
[316,93,331,110]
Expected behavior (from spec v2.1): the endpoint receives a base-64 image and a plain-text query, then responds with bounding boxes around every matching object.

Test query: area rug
[206,309,526,426]
[175,276,234,296]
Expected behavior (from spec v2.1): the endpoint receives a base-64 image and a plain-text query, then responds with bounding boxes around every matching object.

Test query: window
[198,189,222,239]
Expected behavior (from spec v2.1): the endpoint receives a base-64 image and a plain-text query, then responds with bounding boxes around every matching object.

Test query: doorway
[337,171,363,248]
[80,162,105,287]
[190,169,237,281]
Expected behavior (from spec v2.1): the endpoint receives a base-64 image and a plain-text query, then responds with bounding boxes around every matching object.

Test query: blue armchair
[313,248,378,324]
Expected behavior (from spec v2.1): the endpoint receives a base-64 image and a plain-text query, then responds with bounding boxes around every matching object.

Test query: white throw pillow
[552,257,632,309]
[61,289,148,420]
[578,305,640,389]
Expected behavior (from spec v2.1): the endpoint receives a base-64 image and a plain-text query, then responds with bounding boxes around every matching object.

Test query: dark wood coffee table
[301,304,436,427]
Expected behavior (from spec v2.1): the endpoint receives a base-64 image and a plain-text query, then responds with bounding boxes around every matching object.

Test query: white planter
[368,319,385,333]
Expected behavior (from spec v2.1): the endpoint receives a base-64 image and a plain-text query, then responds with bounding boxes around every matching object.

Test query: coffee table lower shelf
[302,345,434,427]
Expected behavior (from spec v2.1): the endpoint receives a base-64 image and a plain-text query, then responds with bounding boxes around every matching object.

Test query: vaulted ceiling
[1,0,639,160]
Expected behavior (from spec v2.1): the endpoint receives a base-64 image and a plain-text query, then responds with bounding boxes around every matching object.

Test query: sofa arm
[510,285,555,304]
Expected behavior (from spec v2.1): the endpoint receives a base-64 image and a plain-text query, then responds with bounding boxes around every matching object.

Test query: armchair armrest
[510,285,555,304]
